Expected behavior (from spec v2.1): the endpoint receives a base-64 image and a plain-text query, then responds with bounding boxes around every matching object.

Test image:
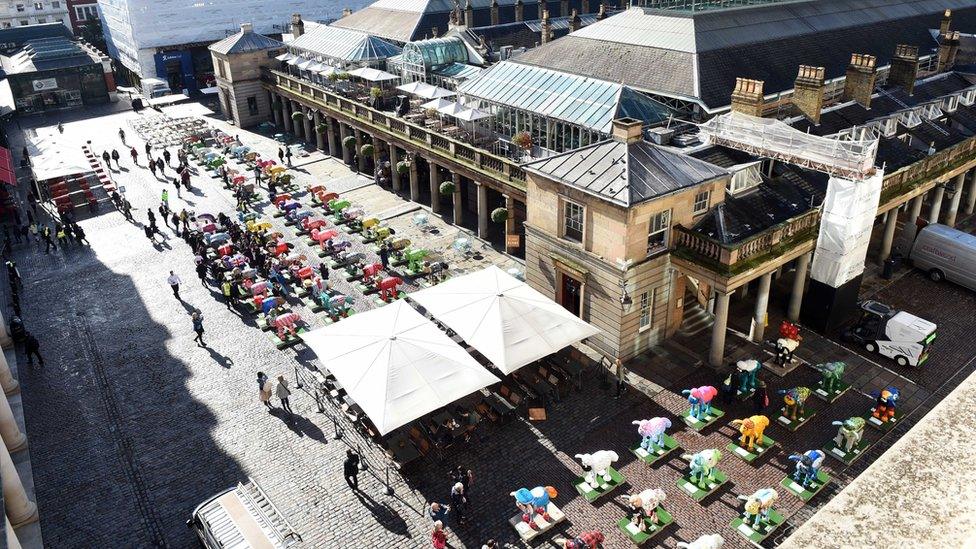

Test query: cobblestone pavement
[7,103,976,549]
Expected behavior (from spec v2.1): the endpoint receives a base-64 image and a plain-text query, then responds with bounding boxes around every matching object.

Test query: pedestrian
[130,147,138,165]
[144,224,157,243]
[167,270,182,300]
[111,149,120,168]
[157,157,165,175]
[25,332,43,367]
[344,449,360,490]
[57,121,64,134]
[196,259,207,284]
[379,243,389,269]
[180,209,189,232]
[26,191,37,216]
[161,189,169,208]
[171,212,180,232]
[181,169,191,192]
[191,311,205,346]
[42,226,55,254]
[118,128,126,143]
[102,150,111,168]
[221,278,234,310]
[276,375,293,415]
[285,147,293,166]
[318,262,329,282]
[163,149,171,166]
[277,147,284,163]
[450,482,467,525]
[752,380,769,413]
[122,198,133,221]
[144,142,151,157]
[73,224,88,245]
[428,502,450,524]
[147,208,156,228]
[257,371,273,409]
[451,466,473,495]
[149,158,157,177]
[431,521,447,549]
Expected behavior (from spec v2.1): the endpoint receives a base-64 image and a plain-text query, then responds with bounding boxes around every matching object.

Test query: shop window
[247,96,258,116]
[33,2,43,11]
[692,190,710,215]
[562,199,584,243]
[647,209,671,255]
[15,4,25,12]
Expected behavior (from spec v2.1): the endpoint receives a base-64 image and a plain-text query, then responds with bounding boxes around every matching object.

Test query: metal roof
[2,37,98,75]
[458,61,672,134]
[431,62,482,80]
[209,27,283,55]
[288,24,401,64]
[523,137,729,207]
[570,8,697,52]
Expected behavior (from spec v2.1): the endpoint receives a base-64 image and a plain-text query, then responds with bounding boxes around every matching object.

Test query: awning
[409,265,600,374]
[286,57,301,66]
[306,61,327,73]
[199,86,219,95]
[275,53,295,62]
[301,300,500,435]
[420,98,454,111]
[436,102,467,117]
[348,67,398,82]
[295,59,315,70]
[317,66,337,77]
[454,107,490,121]
[396,81,455,100]
[26,130,91,182]
[0,146,15,186]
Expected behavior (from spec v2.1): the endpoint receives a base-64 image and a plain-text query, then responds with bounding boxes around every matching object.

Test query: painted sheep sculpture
[575,450,619,490]
[788,450,825,489]
[738,488,778,528]
[511,486,557,530]
[683,449,721,489]
[683,386,718,420]
[779,386,811,420]
[633,417,671,451]
[273,312,301,340]
[832,417,866,452]
[737,359,761,393]
[626,488,667,528]
[676,534,725,549]
[731,415,770,452]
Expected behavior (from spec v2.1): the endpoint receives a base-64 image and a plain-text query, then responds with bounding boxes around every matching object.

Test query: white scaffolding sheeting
[700,111,879,180]
[809,171,885,287]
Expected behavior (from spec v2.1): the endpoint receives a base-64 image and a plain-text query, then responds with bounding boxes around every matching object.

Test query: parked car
[187,478,301,549]
[909,222,976,292]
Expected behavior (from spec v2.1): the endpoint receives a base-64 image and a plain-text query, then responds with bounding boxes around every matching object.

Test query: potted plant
[360,143,374,157]
[439,181,456,195]
[512,131,532,151]
[425,108,438,119]
[290,111,304,121]
[396,160,410,175]
[369,86,383,99]
[491,207,508,224]
[342,135,357,149]
[316,123,328,134]
[336,71,350,81]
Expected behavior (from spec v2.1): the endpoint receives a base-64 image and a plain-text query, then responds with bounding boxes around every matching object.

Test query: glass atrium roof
[402,37,469,69]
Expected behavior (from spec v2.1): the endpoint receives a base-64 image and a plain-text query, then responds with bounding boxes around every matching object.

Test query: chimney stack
[490,0,499,26]
[597,3,607,20]
[515,0,524,22]
[730,78,765,117]
[793,65,825,125]
[240,22,253,34]
[290,13,304,38]
[938,31,960,73]
[464,0,474,27]
[569,9,581,32]
[342,7,352,17]
[842,53,877,108]
[612,118,643,144]
[940,8,952,37]
[541,10,552,44]
[888,44,919,95]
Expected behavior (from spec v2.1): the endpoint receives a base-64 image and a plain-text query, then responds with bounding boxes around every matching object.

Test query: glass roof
[457,61,672,134]
[431,62,482,80]
[288,25,401,64]
[402,37,468,69]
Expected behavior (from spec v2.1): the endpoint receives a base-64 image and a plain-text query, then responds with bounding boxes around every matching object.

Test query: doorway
[560,273,582,317]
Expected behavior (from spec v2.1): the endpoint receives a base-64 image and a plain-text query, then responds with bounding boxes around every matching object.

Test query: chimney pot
[240,23,253,33]
[889,44,919,95]
[730,77,765,116]
[843,53,877,108]
[793,65,825,124]
[612,118,643,144]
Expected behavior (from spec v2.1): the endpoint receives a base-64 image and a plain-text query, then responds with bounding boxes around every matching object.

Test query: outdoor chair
[475,400,499,422]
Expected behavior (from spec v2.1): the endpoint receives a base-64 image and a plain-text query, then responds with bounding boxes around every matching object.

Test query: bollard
[332,416,343,440]
[358,444,368,471]
[383,464,394,496]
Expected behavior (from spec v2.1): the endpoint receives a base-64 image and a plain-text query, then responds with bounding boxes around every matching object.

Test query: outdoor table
[386,434,420,465]
[487,393,516,417]
[517,373,555,404]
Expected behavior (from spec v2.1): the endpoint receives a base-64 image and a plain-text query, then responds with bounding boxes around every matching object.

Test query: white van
[187,478,302,549]
[909,223,976,292]
[140,77,171,99]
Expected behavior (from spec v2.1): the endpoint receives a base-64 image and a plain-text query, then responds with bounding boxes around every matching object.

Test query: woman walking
[257,372,273,409]
[191,312,205,346]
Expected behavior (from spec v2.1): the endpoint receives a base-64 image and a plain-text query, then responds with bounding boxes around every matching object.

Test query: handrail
[263,68,526,191]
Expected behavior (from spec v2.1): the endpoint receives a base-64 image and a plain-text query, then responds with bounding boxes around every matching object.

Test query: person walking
[167,270,182,300]
[171,212,180,233]
[118,128,126,143]
[221,278,234,310]
[57,122,64,134]
[431,521,447,549]
[428,502,450,524]
[257,372,273,409]
[451,466,473,496]
[344,449,360,490]
[276,375,293,416]
[161,189,169,208]
[191,311,205,346]
[285,147,293,166]
[179,209,189,232]
[73,224,89,246]
[149,158,157,177]
[195,259,208,285]
[111,149,120,168]
[163,149,171,166]
[450,482,468,526]
[122,198,133,221]
[144,142,151,158]
[277,147,284,163]
[42,225,55,254]
[180,168,191,192]
[25,332,43,367]
[157,157,165,176]
[130,147,138,165]
[102,150,111,168]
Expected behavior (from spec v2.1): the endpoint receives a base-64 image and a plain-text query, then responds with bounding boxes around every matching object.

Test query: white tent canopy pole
[301,300,500,435]
[410,265,600,374]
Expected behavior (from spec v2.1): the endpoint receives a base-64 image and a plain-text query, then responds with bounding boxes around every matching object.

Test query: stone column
[303,113,313,145]
[371,136,382,178]
[0,353,17,395]
[0,309,10,349]
[280,99,291,133]
[945,172,965,227]
[293,102,305,140]
[752,273,772,343]
[389,143,401,191]
[708,291,731,367]
[6,514,22,549]
[408,155,420,202]
[325,118,337,157]
[787,252,811,322]
[0,442,36,526]
[966,168,976,215]
[0,390,25,452]
[339,124,352,165]
[504,195,518,254]
[272,95,283,127]
[313,112,325,151]
[908,192,925,224]
[453,173,463,226]
[928,184,945,223]
[476,182,488,238]
[429,162,442,213]
[878,207,900,263]
[355,130,366,173]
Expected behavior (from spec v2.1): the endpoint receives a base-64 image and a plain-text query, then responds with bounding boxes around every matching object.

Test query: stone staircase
[679,303,713,336]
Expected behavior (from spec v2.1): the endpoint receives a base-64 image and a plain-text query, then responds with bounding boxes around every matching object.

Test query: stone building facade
[209,24,285,129]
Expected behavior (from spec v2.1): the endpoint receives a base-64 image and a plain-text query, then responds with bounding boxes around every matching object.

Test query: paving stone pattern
[7,104,976,549]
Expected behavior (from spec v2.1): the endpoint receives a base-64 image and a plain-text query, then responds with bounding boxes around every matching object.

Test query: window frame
[646,209,671,255]
[246,96,259,116]
[561,198,584,243]
[33,2,43,11]
[692,189,710,215]
[638,291,651,331]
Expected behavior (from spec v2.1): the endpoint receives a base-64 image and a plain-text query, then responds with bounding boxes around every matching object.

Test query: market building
[0,0,70,31]
[96,0,371,94]
[216,1,976,366]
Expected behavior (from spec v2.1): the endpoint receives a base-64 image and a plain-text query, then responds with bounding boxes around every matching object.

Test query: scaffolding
[699,111,878,180]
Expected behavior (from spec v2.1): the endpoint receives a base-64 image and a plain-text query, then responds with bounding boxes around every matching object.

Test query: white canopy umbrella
[301,300,500,435]
[396,81,431,95]
[317,66,337,77]
[454,107,490,121]
[275,53,296,62]
[421,85,456,100]
[410,265,601,374]
[421,98,454,111]
[306,61,327,72]
[295,59,315,70]
[348,67,398,82]
[436,101,467,117]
